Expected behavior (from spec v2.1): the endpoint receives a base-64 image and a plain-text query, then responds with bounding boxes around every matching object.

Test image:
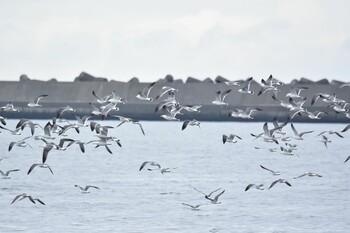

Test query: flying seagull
[74,185,100,194]
[268,179,292,189]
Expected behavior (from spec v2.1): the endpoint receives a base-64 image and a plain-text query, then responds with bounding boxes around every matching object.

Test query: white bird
[260,165,281,176]
[285,87,308,98]
[160,167,178,174]
[294,172,322,179]
[291,123,314,140]
[92,90,111,104]
[229,107,262,119]
[155,86,178,100]
[182,119,200,130]
[8,136,33,151]
[245,184,265,191]
[27,94,48,107]
[268,179,292,189]
[107,91,126,105]
[74,185,100,194]
[0,102,20,112]
[212,90,232,105]
[222,134,242,144]
[182,104,203,113]
[136,82,156,101]
[193,187,224,204]
[139,161,161,171]
[11,193,45,205]
[27,163,53,175]
[0,169,20,179]
[205,190,225,204]
[112,115,145,135]
[181,202,205,210]
[56,106,75,119]
[238,77,254,94]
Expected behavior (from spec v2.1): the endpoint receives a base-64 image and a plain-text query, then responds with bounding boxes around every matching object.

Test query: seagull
[317,130,343,138]
[260,165,281,176]
[92,90,111,104]
[56,106,76,119]
[285,87,308,98]
[205,190,225,204]
[268,179,292,189]
[74,185,100,194]
[8,136,33,151]
[251,122,280,144]
[0,169,20,179]
[75,115,91,127]
[318,135,331,149]
[182,104,203,113]
[212,90,232,106]
[27,163,54,175]
[181,203,205,211]
[193,187,224,204]
[160,167,178,174]
[112,115,145,135]
[155,86,178,100]
[291,123,314,140]
[305,111,327,120]
[11,193,45,205]
[222,134,242,144]
[107,91,126,104]
[0,125,22,135]
[238,77,254,94]
[182,119,200,130]
[16,118,42,135]
[294,172,322,179]
[33,122,55,140]
[90,121,114,135]
[0,102,20,112]
[27,94,48,107]
[245,184,265,191]
[139,161,161,171]
[229,107,262,119]
[136,82,156,101]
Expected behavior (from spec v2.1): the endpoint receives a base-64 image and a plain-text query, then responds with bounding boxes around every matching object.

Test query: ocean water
[0,120,349,233]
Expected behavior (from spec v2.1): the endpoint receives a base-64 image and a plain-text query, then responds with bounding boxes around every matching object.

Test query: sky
[0,0,350,83]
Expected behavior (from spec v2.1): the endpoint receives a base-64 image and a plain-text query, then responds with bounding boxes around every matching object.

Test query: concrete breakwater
[0,73,349,122]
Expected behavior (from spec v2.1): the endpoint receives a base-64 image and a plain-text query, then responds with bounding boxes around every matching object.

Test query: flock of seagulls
[0,75,349,210]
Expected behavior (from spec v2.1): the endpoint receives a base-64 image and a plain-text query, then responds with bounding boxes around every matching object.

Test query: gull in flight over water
[182,119,200,130]
[74,185,100,194]
[318,135,331,149]
[27,163,54,175]
[294,172,322,179]
[139,161,161,171]
[291,123,314,140]
[260,165,281,176]
[222,134,242,144]
[112,115,145,135]
[181,203,206,211]
[0,169,20,179]
[193,187,225,204]
[11,193,45,205]
[245,184,265,191]
[268,179,292,189]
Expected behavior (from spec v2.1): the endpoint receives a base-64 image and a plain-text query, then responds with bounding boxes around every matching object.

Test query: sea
[0,120,349,233]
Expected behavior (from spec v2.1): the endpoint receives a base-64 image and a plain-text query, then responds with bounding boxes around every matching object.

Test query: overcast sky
[0,0,349,83]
